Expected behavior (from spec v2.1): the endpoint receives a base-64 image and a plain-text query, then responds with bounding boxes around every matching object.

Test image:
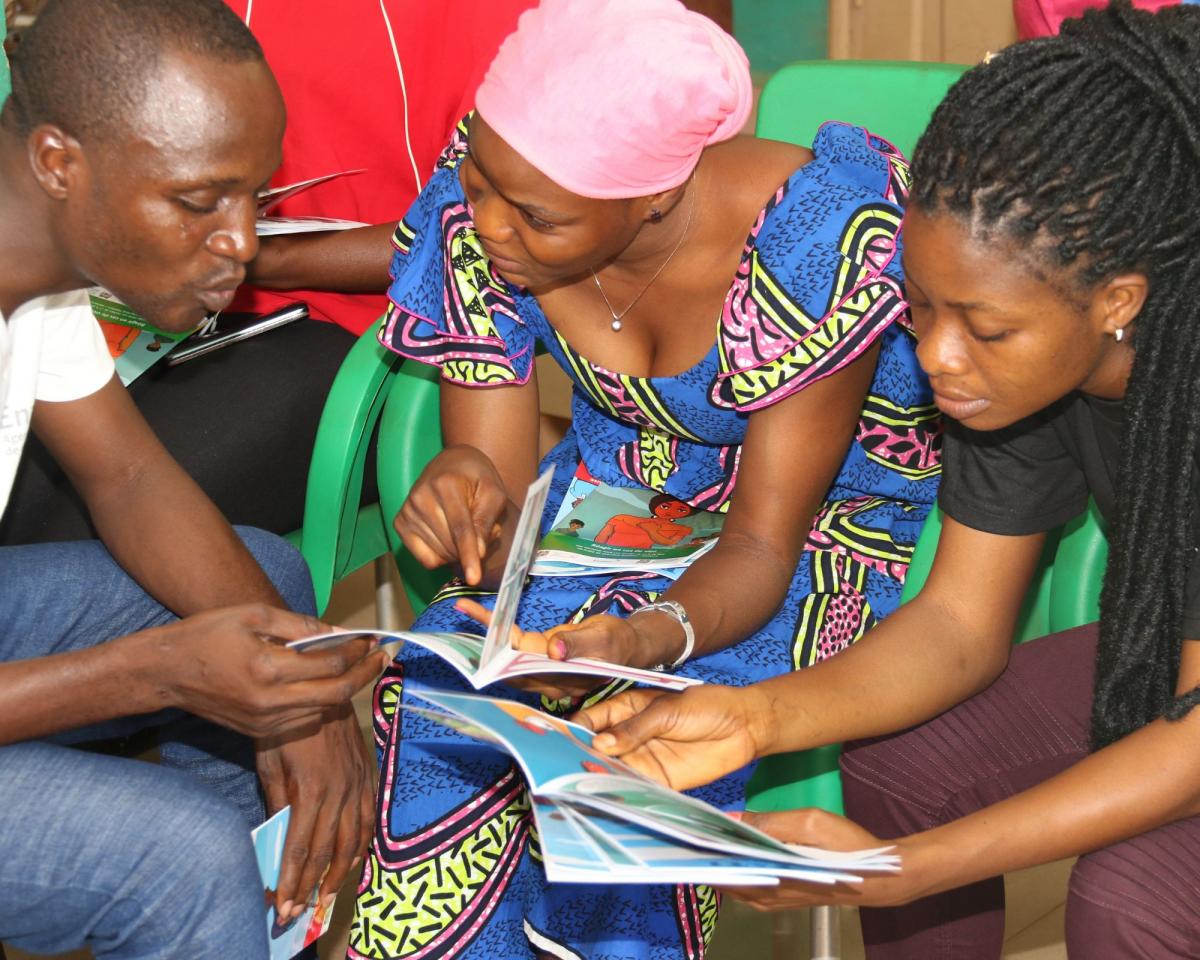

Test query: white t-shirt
[0,289,115,516]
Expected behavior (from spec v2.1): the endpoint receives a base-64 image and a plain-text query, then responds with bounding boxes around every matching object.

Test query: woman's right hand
[394,445,511,585]
[574,683,777,791]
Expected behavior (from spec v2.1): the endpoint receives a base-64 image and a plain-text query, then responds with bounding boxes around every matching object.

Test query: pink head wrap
[1013,0,1184,38]
[475,0,753,200]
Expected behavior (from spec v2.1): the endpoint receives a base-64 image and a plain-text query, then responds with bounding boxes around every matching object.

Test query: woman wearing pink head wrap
[474,0,753,199]
[353,2,939,957]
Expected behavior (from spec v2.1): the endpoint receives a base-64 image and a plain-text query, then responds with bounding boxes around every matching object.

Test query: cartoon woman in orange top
[594,494,698,549]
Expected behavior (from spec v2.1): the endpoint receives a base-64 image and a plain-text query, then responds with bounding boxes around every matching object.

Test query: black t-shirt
[938,392,1200,638]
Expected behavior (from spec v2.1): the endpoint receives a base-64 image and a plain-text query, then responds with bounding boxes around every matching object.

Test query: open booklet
[406,688,899,886]
[289,468,700,693]
[256,168,366,214]
[256,168,369,236]
[530,466,723,579]
[255,215,367,236]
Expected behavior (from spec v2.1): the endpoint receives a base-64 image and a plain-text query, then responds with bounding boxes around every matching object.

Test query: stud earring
[1114,327,1126,343]
[649,209,663,224]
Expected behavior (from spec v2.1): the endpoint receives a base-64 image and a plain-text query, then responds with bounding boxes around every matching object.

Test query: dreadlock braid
[910,0,1200,750]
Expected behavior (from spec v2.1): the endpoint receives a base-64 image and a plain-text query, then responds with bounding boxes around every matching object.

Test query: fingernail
[594,733,615,749]
[725,810,744,821]
[323,893,337,909]
[280,900,293,917]
[552,638,567,659]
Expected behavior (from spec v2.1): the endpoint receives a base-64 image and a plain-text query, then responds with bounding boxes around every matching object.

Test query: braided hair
[910,0,1200,749]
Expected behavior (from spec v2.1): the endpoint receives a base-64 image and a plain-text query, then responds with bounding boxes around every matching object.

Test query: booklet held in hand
[288,469,700,693]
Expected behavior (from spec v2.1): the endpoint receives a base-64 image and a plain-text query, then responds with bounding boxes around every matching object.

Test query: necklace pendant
[611,318,622,332]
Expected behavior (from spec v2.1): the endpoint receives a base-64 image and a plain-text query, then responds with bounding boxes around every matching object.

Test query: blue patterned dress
[349,120,941,960]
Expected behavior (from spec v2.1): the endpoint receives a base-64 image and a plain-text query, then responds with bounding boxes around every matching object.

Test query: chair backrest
[745,59,967,817]
[296,318,450,617]
[294,321,405,614]
[1,15,9,107]
[755,59,968,156]
[899,502,1109,640]
[376,360,446,615]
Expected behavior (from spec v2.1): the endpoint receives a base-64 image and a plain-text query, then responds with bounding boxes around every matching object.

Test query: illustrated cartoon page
[289,469,699,692]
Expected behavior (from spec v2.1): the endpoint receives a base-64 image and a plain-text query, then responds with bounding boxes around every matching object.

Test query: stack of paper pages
[255,169,368,236]
[409,688,899,887]
[288,470,895,887]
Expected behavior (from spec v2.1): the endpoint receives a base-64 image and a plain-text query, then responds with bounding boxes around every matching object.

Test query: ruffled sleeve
[711,121,911,412]
[379,118,535,386]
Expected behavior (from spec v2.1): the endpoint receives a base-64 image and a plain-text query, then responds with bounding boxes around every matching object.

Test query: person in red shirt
[1013,0,1197,38]
[222,0,536,334]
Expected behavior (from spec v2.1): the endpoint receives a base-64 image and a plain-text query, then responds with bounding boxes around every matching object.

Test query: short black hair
[2,0,264,140]
[911,1,1200,750]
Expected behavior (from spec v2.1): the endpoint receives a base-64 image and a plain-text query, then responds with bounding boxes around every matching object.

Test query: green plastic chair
[898,501,1109,634]
[744,55,967,835]
[1,19,10,108]
[735,57,967,959]
[289,319,444,617]
[754,59,969,158]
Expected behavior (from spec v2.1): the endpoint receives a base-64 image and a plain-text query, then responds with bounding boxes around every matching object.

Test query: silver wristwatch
[630,599,695,668]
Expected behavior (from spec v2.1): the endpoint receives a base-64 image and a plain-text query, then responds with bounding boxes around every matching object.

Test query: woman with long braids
[582,3,1200,956]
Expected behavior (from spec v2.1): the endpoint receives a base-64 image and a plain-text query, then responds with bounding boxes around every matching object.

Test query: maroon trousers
[841,624,1200,958]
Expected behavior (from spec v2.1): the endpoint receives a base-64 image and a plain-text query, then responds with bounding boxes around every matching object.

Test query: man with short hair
[0,1,386,956]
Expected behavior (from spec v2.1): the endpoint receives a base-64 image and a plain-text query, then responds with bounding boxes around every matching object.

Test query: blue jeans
[0,528,316,960]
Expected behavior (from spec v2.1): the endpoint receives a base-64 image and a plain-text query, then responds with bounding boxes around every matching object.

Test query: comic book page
[89,289,190,384]
[531,465,722,577]
[290,627,700,692]
[478,468,555,667]
[407,689,640,792]
[406,689,898,886]
[543,805,872,886]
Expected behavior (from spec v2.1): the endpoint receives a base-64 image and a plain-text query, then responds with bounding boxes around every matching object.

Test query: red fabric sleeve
[223,0,534,333]
[1013,0,1183,40]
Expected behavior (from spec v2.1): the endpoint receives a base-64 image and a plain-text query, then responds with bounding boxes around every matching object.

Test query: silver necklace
[591,178,697,332]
